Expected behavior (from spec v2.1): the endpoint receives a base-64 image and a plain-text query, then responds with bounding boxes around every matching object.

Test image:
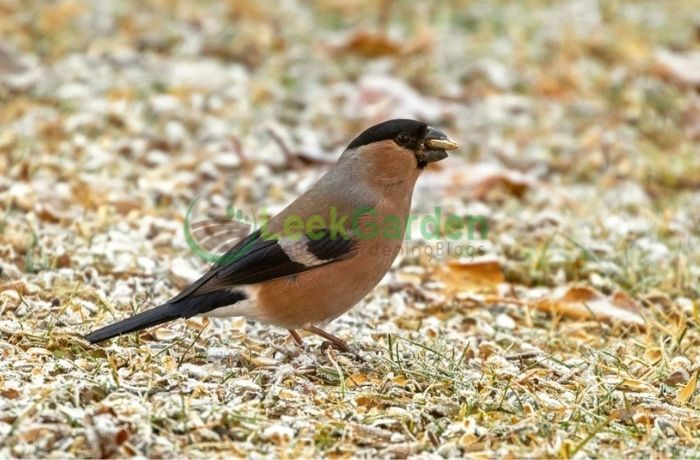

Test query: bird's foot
[306,325,365,361]
[270,342,301,359]
[268,329,307,359]
[287,327,364,361]
[304,325,350,351]
[319,340,366,362]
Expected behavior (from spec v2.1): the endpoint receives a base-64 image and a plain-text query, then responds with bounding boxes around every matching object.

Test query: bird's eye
[395,133,410,145]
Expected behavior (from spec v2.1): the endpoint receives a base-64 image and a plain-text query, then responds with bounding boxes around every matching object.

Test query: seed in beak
[424,137,459,151]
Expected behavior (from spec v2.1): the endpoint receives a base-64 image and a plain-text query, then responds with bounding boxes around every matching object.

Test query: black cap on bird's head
[347,119,458,168]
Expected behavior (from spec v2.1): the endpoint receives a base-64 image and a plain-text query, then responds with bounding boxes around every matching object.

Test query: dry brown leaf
[161,355,177,373]
[252,356,279,367]
[153,329,179,341]
[329,28,433,58]
[610,408,632,423]
[35,203,69,223]
[644,347,662,364]
[619,378,653,392]
[665,369,690,386]
[0,281,27,296]
[676,371,698,404]
[71,180,103,211]
[420,158,535,201]
[184,317,209,331]
[534,69,582,98]
[111,198,142,215]
[332,30,401,57]
[471,175,530,200]
[535,286,645,328]
[21,427,51,443]
[355,394,386,409]
[435,257,504,294]
[1,387,20,399]
[345,373,370,388]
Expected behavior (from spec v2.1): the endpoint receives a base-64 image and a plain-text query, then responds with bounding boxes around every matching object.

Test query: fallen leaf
[345,373,370,388]
[27,347,52,356]
[435,257,504,294]
[154,329,179,341]
[1,387,20,399]
[420,158,536,201]
[329,28,433,58]
[644,347,662,363]
[665,369,690,386]
[332,29,401,57]
[252,356,279,367]
[619,378,653,392]
[355,394,386,409]
[677,371,698,404]
[161,355,177,373]
[21,427,51,443]
[0,281,27,296]
[262,424,295,445]
[535,286,645,328]
[111,198,142,215]
[471,174,530,200]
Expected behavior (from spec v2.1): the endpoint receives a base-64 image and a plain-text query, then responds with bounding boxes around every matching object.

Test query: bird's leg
[304,325,351,353]
[288,329,304,347]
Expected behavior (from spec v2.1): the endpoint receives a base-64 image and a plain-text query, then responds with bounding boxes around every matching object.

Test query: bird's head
[344,119,458,182]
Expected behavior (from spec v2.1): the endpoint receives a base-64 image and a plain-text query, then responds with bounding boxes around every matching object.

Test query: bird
[84,119,458,351]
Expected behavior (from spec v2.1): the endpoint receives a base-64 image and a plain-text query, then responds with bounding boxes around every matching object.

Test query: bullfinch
[84,119,458,351]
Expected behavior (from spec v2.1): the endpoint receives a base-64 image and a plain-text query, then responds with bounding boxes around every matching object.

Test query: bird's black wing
[169,228,357,302]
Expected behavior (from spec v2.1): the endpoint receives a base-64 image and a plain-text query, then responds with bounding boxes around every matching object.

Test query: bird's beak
[418,126,459,164]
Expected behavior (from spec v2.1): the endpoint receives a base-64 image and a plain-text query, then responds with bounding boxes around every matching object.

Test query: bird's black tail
[84,302,182,343]
[84,289,248,344]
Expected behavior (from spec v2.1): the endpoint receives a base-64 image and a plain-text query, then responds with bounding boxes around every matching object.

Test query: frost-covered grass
[0,0,698,457]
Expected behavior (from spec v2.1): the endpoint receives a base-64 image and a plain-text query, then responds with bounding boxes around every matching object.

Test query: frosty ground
[1,1,699,457]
